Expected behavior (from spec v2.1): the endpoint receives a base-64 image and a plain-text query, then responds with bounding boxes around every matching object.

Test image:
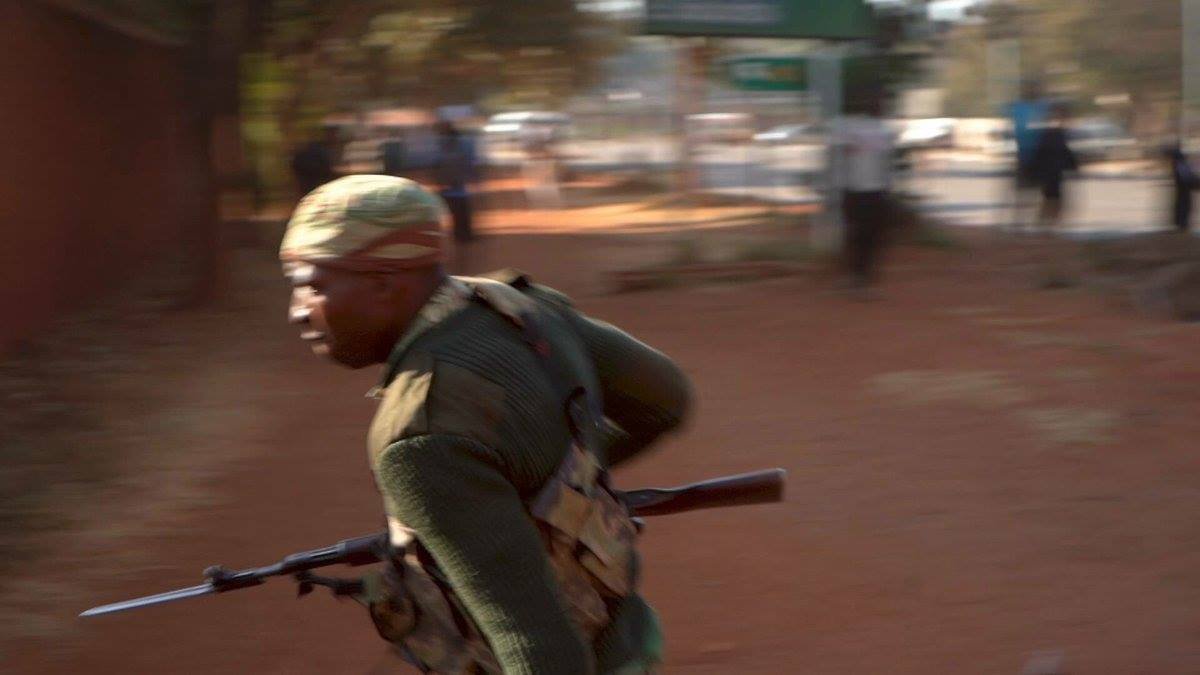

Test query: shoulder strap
[459,277,603,451]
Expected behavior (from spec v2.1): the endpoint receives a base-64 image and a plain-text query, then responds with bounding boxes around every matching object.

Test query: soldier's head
[280,175,448,369]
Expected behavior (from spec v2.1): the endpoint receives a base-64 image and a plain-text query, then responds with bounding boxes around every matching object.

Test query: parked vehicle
[985,127,1017,157]
[1069,118,1140,163]
[896,118,955,151]
[482,111,573,149]
[752,123,824,145]
[686,113,755,144]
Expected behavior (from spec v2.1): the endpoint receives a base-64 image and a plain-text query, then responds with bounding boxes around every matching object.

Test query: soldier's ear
[375,273,414,304]
[371,274,398,297]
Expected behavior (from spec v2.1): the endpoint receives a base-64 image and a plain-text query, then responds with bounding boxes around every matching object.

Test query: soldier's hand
[356,567,418,641]
[294,571,364,598]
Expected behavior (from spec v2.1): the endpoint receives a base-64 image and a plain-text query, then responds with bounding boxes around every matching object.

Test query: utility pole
[809,49,845,252]
[673,38,706,196]
[1184,0,1200,142]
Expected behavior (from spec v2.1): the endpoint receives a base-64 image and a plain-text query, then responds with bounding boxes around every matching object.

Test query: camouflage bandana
[280,175,448,272]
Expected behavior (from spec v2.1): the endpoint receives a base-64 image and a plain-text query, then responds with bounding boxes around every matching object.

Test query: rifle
[80,468,785,618]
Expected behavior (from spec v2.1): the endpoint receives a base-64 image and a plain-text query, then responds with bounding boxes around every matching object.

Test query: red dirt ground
[4,210,1200,674]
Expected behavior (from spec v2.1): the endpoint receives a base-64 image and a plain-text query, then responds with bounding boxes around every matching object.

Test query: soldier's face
[286,263,400,369]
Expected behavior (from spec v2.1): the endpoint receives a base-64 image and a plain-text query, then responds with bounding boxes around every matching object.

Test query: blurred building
[1,1,200,353]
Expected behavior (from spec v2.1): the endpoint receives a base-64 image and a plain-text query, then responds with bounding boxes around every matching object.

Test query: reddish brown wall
[0,1,189,351]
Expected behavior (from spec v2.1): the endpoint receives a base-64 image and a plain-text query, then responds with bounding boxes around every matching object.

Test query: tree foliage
[86,0,622,120]
[259,0,620,117]
[940,0,1180,130]
[239,0,622,192]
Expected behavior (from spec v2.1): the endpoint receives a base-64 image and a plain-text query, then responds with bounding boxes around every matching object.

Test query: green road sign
[645,0,875,40]
[725,56,808,91]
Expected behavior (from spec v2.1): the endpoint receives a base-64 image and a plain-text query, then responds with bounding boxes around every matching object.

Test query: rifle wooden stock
[619,468,786,517]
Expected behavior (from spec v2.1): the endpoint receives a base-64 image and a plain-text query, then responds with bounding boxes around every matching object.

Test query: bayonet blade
[80,583,216,618]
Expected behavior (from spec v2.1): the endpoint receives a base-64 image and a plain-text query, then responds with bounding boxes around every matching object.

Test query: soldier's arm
[569,314,692,467]
[376,434,594,675]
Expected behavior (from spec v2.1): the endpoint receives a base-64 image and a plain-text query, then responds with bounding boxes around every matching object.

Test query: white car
[752,123,824,145]
[686,113,755,144]
[1069,118,1140,163]
[897,118,955,150]
[482,111,572,147]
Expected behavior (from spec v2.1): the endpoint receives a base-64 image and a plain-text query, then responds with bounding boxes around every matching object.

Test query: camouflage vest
[366,276,640,674]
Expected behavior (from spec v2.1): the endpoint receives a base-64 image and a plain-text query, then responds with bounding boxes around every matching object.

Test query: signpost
[646,0,875,40]
[645,0,876,249]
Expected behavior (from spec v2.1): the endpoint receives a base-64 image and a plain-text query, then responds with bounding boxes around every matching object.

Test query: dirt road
[5,220,1200,673]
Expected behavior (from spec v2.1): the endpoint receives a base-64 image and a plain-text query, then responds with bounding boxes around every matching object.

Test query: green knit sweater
[368,278,691,674]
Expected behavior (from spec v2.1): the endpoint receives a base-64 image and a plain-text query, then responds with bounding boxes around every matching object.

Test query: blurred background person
[834,90,896,296]
[1007,81,1050,232]
[522,124,563,210]
[290,126,340,198]
[434,119,479,272]
[1165,143,1198,232]
[1031,103,1078,233]
[1028,103,1079,288]
[380,127,407,177]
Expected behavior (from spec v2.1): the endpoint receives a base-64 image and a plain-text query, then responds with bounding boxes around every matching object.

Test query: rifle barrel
[80,469,786,618]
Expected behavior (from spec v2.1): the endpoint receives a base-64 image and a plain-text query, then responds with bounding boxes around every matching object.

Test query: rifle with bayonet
[81,468,786,618]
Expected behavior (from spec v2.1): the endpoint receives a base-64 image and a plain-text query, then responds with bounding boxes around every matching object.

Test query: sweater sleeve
[375,433,593,675]
[568,314,692,467]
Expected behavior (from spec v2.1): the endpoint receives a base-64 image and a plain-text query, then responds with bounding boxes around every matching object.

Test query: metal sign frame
[645,0,876,40]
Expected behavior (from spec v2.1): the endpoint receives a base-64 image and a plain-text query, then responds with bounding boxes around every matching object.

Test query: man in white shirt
[832,95,896,292]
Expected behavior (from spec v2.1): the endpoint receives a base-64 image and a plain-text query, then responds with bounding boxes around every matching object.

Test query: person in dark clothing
[1026,105,1080,288]
[434,120,478,244]
[843,191,890,286]
[279,176,687,673]
[1165,143,1197,232]
[291,127,340,197]
[380,128,407,176]
[1030,106,1078,232]
[834,93,896,294]
[1007,80,1050,231]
